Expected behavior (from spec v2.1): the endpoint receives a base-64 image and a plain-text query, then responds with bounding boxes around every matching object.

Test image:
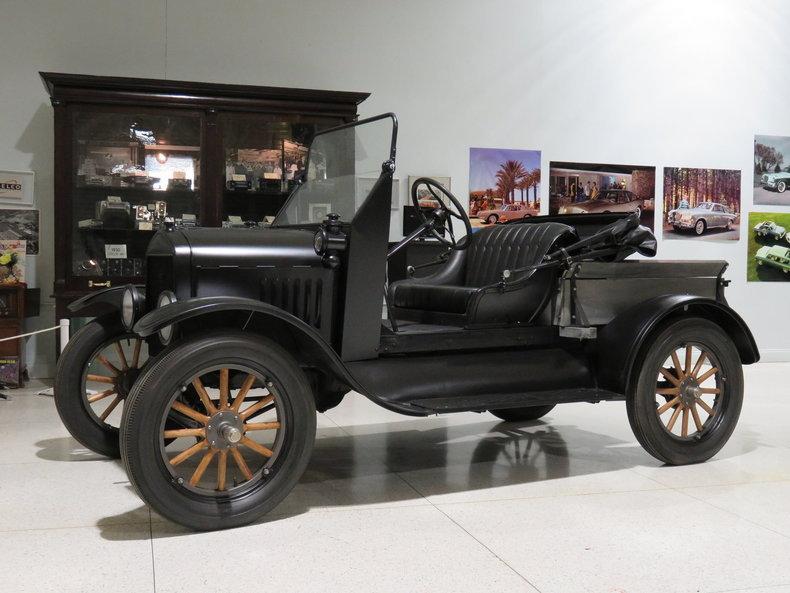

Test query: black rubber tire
[487,214,498,224]
[626,317,743,466]
[54,319,129,458]
[120,332,316,531]
[490,404,556,422]
[695,219,706,235]
[778,181,786,193]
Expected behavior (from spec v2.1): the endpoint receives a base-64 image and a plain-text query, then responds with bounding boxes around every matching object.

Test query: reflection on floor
[3,363,790,593]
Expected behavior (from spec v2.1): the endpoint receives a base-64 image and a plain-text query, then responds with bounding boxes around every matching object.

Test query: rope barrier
[0,319,70,353]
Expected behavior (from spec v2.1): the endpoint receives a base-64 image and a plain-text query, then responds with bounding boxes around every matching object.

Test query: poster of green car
[748,211,790,281]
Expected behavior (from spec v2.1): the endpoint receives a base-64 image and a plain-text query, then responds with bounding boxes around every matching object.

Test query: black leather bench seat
[389,222,577,326]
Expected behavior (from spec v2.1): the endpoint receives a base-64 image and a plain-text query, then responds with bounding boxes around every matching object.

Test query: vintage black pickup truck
[54,114,758,530]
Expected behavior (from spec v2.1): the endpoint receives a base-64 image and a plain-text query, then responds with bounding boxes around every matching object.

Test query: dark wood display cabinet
[41,72,368,320]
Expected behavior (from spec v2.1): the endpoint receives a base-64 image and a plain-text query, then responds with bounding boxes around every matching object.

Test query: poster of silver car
[754,134,790,205]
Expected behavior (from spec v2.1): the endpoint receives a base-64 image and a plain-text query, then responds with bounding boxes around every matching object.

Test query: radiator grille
[260,276,323,328]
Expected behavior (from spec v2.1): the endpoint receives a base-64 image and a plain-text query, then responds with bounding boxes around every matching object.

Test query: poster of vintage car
[0,208,38,254]
[469,147,540,227]
[548,161,655,230]
[748,211,790,281]
[662,167,741,241]
[754,134,790,206]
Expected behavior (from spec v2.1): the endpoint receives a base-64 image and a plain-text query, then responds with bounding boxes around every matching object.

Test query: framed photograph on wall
[408,176,451,210]
[356,177,400,210]
[0,209,39,255]
[662,167,741,241]
[469,148,541,228]
[748,211,790,282]
[754,135,790,205]
[549,162,655,230]
[0,170,34,207]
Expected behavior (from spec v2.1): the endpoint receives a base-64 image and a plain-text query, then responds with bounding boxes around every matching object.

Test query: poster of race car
[663,167,741,241]
[548,161,655,230]
[748,211,790,282]
[468,147,540,227]
[754,134,790,206]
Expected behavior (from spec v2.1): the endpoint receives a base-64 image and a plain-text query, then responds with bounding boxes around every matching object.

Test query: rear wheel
[487,214,498,224]
[54,320,148,458]
[627,318,743,465]
[490,404,556,422]
[120,332,315,531]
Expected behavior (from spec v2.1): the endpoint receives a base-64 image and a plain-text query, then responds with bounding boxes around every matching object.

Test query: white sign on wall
[0,170,34,206]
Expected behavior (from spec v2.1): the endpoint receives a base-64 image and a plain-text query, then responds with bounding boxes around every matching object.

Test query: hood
[147,227,321,269]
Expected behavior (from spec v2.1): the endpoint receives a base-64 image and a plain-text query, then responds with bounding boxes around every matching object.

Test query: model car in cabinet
[55,114,759,531]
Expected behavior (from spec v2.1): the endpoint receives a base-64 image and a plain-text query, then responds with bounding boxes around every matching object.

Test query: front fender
[596,295,759,395]
[67,284,142,317]
[133,296,364,392]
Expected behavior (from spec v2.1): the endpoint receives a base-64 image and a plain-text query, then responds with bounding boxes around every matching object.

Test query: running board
[409,388,624,414]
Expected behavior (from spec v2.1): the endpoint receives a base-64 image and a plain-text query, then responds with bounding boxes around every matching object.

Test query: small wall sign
[0,170,34,206]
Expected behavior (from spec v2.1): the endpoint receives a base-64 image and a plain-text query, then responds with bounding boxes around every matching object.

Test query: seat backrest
[464,222,575,287]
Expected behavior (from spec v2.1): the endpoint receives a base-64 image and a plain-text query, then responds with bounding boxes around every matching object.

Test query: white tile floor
[2,363,790,593]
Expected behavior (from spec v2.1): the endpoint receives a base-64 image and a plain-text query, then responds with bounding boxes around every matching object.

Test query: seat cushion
[391,283,478,314]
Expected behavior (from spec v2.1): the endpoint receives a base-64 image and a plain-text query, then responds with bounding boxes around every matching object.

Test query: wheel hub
[206,410,244,450]
[115,368,141,399]
[679,377,700,407]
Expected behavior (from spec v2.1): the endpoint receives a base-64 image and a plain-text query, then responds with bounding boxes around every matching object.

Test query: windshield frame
[271,112,398,228]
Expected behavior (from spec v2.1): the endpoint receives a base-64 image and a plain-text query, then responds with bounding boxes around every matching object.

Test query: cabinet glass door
[70,108,202,285]
[220,113,339,226]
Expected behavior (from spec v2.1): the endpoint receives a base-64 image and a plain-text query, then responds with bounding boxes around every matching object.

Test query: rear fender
[596,295,759,395]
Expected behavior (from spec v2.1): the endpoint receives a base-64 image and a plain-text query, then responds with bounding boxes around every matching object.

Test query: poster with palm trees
[469,147,541,227]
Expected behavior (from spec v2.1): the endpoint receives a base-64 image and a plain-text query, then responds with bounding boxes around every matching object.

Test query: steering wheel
[410,177,473,250]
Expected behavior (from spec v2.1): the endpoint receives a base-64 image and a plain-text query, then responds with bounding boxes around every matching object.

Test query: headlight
[157,290,177,345]
[313,228,327,256]
[121,286,142,330]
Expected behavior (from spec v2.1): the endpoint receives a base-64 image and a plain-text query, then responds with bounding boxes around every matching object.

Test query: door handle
[88,280,112,288]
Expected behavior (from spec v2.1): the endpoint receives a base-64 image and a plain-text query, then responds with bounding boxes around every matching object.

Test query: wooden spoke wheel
[85,336,147,428]
[120,332,316,531]
[160,367,283,495]
[55,320,149,458]
[654,344,722,439]
[627,317,743,466]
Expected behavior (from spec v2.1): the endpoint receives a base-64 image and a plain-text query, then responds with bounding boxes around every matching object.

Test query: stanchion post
[59,318,70,354]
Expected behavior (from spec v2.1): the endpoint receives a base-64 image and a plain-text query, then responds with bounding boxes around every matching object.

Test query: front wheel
[626,318,743,465]
[487,214,498,224]
[778,181,786,193]
[695,219,706,235]
[120,332,316,531]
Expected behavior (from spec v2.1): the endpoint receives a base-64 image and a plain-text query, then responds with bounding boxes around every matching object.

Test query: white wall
[1,0,788,374]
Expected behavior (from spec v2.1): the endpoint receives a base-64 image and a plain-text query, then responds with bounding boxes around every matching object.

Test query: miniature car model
[753,220,787,242]
[477,202,538,224]
[558,189,643,215]
[755,244,790,274]
[761,172,790,193]
[55,114,758,531]
[671,201,738,235]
